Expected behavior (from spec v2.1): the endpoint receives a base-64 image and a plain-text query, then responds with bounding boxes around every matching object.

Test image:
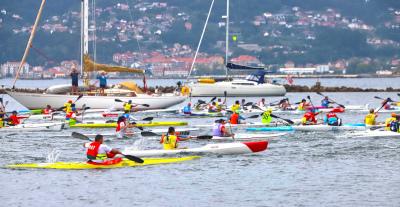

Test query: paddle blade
[224,91,227,97]
[141,104,150,107]
[244,102,253,107]
[75,94,83,102]
[141,131,158,136]
[142,117,153,122]
[247,114,259,119]
[123,154,144,163]
[316,92,324,96]
[374,96,383,100]
[0,97,3,104]
[114,99,123,102]
[71,132,91,140]
[196,135,213,139]
[210,97,217,103]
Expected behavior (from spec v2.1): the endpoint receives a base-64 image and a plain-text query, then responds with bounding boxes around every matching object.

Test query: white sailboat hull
[189,80,286,97]
[6,91,186,110]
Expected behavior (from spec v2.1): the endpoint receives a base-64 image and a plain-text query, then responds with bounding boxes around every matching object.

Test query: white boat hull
[0,122,65,132]
[123,141,268,157]
[6,91,186,110]
[189,81,286,97]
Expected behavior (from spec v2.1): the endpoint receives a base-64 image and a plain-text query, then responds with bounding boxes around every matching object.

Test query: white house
[1,61,30,77]
[279,67,316,74]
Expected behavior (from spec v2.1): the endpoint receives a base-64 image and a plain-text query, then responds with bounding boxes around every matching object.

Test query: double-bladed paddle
[114,99,150,107]
[316,92,345,108]
[140,131,214,139]
[254,105,294,124]
[71,132,144,163]
[55,94,84,111]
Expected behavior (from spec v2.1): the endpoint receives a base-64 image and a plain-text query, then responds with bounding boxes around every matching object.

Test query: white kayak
[193,120,301,129]
[348,130,400,138]
[205,132,287,141]
[72,128,200,139]
[246,123,383,132]
[0,122,65,132]
[122,141,268,157]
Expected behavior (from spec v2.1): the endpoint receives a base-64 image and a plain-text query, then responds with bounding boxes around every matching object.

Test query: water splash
[127,137,147,151]
[46,149,61,163]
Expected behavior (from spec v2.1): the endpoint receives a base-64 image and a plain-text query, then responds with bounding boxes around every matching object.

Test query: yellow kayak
[70,121,188,128]
[7,156,199,170]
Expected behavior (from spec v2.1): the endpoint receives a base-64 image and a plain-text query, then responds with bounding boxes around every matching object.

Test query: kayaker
[385,113,398,131]
[116,116,129,138]
[212,119,233,137]
[0,117,3,128]
[64,100,73,113]
[301,109,319,125]
[321,96,331,108]
[261,108,273,125]
[216,98,225,110]
[298,99,310,111]
[389,117,399,133]
[364,109,377,125]
[8,111,20,126]
[382,98,392,110]
[231,100,240,112]
[123,100,136,113]
[96,71,108,95]
[258,98,266,108]
[84,134,122,163]
[324,111,342,126]
[42,105,53,115]
[160,127,192,150]
[66,105,80,125]
[279,98,291,110]
[230,110,245,125]
[183,103,192,115]
[208,102,218,113]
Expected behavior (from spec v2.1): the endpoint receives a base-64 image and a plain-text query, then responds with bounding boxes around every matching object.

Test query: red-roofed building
[230,55,261,66]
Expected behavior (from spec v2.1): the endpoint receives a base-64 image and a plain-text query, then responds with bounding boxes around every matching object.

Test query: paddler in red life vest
[160,127,192,150]
[382,98,393,110]
[324,111,342,126]
[66,104,80,125]
[116,116,129,138]
[212,119,233,137]
[301,108,320,125]
[84,134,122,163]
[230,110,245,125]
[42,105,53,115]
[8,111,20,126]
[208,102,218,113]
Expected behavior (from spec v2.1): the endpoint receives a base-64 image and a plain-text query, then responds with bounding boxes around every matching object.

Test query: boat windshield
[245,70,267,84]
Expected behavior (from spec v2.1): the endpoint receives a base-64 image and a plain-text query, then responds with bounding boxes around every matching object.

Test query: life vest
[385,117,397,131]
[231,104,240,112]
[64,102,72,113]
[302,112,316,124]
[116,121,126,132]
[181,86,190,96]
[66,112,77,125]
[8,115,20,125]
[86,141,113,160]
[261,111,272,124]
[326,112,337,119]
[208,105,217,112]
[43,108,52,114]
[161,134,178,150]
[389,120,399,132]
[230,113,239,124]
[183,105,191,114]
[298,103,306,111]
[124,103,132,112]
[0,118,3,128]
[365,113,376,125]
[212,123,224,136]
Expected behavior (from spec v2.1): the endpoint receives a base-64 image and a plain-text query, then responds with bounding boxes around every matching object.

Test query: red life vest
[326,112,337,119]
[66,112,74,119]
[230,113,239,124]
[86,141,101,158]
[116,121,125,132]
[43,108,52,114]
[9,115,20,125]
[304,112,316,123]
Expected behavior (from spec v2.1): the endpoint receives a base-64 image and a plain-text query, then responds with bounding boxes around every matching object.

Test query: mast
[12,0,46,88]
[225,0,230,79]
[82,0,90,86]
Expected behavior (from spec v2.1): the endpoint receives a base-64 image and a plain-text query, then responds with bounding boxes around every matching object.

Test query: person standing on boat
[324,111,342,126]
[365,109,377,126]
[160,127,192,150]
[96,71,108,95]
[301,109,319,125]
[230,110,245,125]
[8,111,20,126]
[116,116,129,138]
[212,119,233,137]
[321,96,331,108]
[70,67,79,95]
[85,134,122,163]
[261,108,273,125]
[183,103,192,115]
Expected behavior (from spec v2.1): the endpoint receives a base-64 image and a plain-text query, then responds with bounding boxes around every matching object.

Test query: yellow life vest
[385,117,397,131]
[365,113,376,125]
[64,103,72,113]
[231,104,240,112]
[181,86,190,96]
[124,103,132,112]
[0,118,3,128]
[162,134,178,150]
[298,103,305,111]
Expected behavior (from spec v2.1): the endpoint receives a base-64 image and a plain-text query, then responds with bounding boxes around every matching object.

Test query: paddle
[140,131,213,139]
[254,105,294,124]
[141,117,154,122]
[129,121,144,131]
[55,94,84,111]
[375,98,390,113]
[374,96,395,102]
[72,132,144,163]
[246,114,260,119]
[114,99,150,107]
[316,92,345,108]
[224,91,227,105]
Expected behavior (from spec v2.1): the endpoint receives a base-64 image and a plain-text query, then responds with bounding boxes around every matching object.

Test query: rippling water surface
[1,90,400,207]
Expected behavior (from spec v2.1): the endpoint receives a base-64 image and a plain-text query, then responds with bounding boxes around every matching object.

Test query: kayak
[6,156,199,170]
[69,121,188,128]
[75,128,200,138]
[193,120,301,129]
[348,130,400,138]
[123,141,268,157]
[0,122,65,132]
[246,123,373,132]
[205,133,287,141]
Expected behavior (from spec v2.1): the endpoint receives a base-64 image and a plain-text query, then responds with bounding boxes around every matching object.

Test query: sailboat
[187,0,286,97]
[6,0,185,110]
